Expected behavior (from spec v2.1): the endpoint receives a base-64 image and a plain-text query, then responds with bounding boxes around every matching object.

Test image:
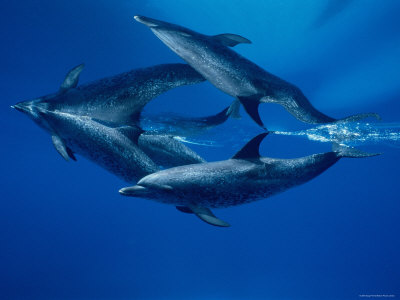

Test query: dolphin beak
[119,185,149,197]
[134,15,160,28]
[12,103,28,113]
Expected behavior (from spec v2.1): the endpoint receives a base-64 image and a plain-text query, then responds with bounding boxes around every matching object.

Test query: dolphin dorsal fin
[213,33,251,47]
[232,132,269,159]
[59,63,85,93]
[117,125,144,143]
[91,118,144,143]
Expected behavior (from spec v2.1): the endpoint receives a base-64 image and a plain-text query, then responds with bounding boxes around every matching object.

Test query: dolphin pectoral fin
[51,135,75,161]
[189,205,230,227]
[237,95,266,129]
[213,33,252,47]
[66,147,77,161]
[59,63,85,93]
[232,132,269,159]
[176,206,194,214]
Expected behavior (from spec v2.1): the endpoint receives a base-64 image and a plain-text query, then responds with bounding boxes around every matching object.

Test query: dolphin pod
[13,15,381,227]
[12,63,235,182]
[134,15,379,129]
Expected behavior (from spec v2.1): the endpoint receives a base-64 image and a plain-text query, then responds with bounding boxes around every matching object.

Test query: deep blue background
[1,1,399,299]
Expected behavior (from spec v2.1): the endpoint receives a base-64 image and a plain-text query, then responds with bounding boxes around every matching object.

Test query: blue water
[1,1,399,299]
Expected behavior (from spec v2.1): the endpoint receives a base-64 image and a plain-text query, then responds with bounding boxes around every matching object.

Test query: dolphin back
[49,63,206,126]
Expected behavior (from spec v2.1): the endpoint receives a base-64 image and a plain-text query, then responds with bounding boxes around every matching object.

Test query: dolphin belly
[65,134,158,183]
[43,112,160,183]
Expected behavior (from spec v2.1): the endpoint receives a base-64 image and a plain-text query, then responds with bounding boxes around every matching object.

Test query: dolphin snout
[119,185,149,197]
[12,103,28,113]
[134,15,161,28]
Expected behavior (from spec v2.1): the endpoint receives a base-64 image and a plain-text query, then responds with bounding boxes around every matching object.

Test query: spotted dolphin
[32,63,206,126]
[34,63,238,130]
[120,132,379,226]
[13,100,207,181]
[12,64,210,181]
[12,63,236,157]
[134,15,379,129]
[13,103,158,183]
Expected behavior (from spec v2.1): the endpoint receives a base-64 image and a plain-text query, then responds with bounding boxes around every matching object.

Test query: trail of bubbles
[141,113,260,147]
[143,111,400,150]
[173,136,222,147]
[274,122,400,146]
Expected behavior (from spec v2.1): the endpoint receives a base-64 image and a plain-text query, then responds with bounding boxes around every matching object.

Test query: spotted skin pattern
[135,15,379,127]
[131,153,340,208]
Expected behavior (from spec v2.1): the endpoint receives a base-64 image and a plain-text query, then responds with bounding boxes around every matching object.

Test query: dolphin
[21,63,206,126]
[12,62,237,151]
[120,132,379,227]
[12,62,236,180]
[13,102,158,183]
[12,103,205,183]
[134,15,379,129]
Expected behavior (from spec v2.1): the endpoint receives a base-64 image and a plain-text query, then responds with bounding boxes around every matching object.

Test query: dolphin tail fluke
[203,100,239,124]
[237,95,267,130]
[336,112,381,123]
[332,143,381,158]
[177,205,230,227]
[193,99,241,127]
